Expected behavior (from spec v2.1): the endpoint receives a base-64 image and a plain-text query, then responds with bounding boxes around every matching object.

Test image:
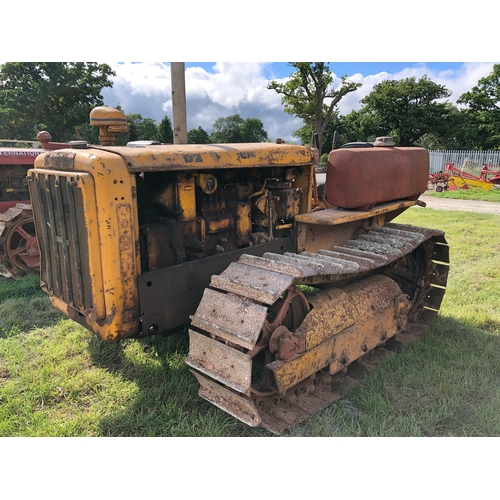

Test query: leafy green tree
[158,115,174,143]
[209,114,268,143]
[415,104,473,150]
[188,126,210,144]
[340,108,386,144]
[125,114,159,142]
[241,117,268,142]
[0,62,115,141]
[294,108,386,153]
[267,62,361,153]
[359,75,452,146]
[138,118,159,141]
[293,110,343,152]
[73,121,100,145]
[457,64,500,149]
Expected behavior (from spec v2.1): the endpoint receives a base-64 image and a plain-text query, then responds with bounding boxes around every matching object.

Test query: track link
[186,223,449,434]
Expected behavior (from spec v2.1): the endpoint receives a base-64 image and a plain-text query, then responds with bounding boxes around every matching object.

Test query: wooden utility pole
[171,62,187,144]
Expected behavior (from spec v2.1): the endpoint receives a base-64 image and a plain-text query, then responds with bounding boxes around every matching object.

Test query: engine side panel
[30,144,315,340]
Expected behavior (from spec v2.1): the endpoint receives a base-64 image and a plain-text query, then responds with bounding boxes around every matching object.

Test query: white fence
[429,150,500,175]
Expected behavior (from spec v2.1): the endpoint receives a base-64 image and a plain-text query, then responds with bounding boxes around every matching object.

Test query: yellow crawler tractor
[28,107,449,433]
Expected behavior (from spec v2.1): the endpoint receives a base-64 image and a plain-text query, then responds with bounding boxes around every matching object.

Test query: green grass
[426,187,500,202]
[1,206,500,436]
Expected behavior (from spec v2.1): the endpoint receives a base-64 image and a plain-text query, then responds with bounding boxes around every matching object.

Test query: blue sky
[101,62,496,143]
[186,62,467,80]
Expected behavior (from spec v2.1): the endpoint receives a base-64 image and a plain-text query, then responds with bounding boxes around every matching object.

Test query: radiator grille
[29,171,96,315]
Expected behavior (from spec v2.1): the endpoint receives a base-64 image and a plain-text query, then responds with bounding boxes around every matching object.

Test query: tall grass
[1,207,499,436]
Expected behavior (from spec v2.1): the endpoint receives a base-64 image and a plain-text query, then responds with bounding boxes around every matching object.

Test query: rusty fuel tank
[325,146,429,210]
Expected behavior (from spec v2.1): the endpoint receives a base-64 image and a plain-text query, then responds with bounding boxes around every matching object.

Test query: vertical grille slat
[54,177,73,305]
[32,175,53,293]
[43,176,62,297]
[65,179,84,309]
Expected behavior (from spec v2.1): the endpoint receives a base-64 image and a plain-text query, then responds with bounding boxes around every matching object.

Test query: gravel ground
[418,194,500,215]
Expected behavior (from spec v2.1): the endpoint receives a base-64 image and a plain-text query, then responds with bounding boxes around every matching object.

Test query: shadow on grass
[85,312,500,437]
[87,331,269,437]
[0,292,64,338]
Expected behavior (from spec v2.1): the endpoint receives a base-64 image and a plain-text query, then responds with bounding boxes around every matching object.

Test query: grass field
[1,207,499,437]
[426,186,500,202]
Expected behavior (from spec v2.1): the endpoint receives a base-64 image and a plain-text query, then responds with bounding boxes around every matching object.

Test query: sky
[99,61,497,143]
[2,3,498,144]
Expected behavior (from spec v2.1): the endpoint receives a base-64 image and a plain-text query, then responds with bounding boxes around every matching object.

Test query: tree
[293,110,343,152]
[0,62,115,141]
[340,108,386,145]
[188,126,210,144]
[158,115,174,143]
[267,62,361,153]
[125,114,159,142]
[415,104,473,150]
[209,114,268,143]
[293,108,386,154]
[241,117,268,142]
[359,75,452,146]
[138,117,158,141]
[457,64,500,149]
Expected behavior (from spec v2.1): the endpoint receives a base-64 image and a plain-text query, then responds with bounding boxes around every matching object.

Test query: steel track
[186,223,449,434]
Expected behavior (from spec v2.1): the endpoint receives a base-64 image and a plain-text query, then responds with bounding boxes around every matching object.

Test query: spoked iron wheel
[0,204,40,277]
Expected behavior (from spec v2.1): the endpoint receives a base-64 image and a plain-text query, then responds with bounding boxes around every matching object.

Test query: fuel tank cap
[69,141,89,149]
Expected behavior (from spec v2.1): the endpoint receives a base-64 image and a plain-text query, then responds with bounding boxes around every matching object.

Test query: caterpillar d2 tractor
[28,107,449,434]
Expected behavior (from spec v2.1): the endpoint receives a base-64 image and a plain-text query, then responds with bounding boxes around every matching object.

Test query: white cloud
[100,62,496,143]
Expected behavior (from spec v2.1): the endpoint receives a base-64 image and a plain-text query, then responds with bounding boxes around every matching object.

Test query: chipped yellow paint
[235,203,251,246]
[267,275,406,393]
[33,149,141,340]
[109,142,316,173]
[176,173,196,221]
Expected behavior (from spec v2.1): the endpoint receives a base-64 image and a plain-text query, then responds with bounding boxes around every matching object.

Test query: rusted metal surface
[267,275,406,393]
[137,238,296,335]
[300,251,359,273]
[239,253,306,277]
[294,200,418,226]
[190,288,267,349]
[0,203,39,278]
[186,330,253,394]
[325,147,429,210]
[187,225,450,434]
[235,202,251,246]
[210,262,295,305]
[191,371,261,427]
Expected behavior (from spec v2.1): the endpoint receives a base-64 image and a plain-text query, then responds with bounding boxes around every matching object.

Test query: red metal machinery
[0,132,68,278]
[480,164,500,185]
[428,171,449,192]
